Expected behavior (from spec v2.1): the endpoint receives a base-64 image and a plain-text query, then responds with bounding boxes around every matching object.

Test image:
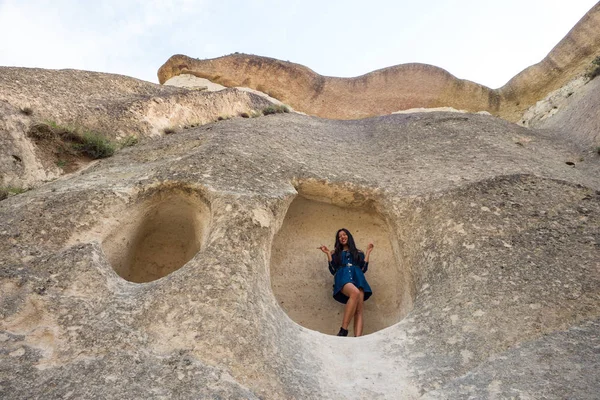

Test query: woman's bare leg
[340,283,361,330]
[353,289,365,336]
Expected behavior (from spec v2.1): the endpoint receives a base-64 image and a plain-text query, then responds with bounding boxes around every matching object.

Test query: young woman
[318,228,373,337]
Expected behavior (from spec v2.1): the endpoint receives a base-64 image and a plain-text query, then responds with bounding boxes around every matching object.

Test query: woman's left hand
[366,243,374,253]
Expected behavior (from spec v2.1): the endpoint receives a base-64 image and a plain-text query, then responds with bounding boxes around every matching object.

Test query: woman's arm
[328,258,336,275]
[358,252,369,273]
[318,245,332,262]
[362,243,374,273]
[318,246,336,275]
[365,243,374,262]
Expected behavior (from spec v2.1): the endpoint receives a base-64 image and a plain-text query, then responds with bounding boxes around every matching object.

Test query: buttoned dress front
[328,250,373,304]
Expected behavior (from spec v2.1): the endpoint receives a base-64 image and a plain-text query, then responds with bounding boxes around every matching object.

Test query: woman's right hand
[318,245,330,254]
[318,245,333,262]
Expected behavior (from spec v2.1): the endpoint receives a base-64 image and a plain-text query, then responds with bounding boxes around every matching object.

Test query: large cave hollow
[102,188,210,283]
[270,189,413,336]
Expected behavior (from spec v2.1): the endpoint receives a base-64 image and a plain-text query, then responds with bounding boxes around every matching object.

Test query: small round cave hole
[270,194,413,336]
[102,189,210,283]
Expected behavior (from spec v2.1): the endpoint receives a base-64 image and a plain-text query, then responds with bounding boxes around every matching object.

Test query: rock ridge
[2,111,599,398]
[0,67,272,188]
[158,3,600,122]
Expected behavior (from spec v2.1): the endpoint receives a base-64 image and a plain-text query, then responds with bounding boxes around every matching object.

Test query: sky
[0,0,597,89]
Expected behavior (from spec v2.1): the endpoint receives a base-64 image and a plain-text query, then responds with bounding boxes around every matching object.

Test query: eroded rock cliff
[0,67,272,188]
[159,54,501,119]
[158,3,600,122]
[1,107,599,399]
[2,4,600,398]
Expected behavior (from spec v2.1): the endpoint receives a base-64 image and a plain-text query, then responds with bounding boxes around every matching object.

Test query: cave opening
[270,185,413,336]
[102,189,210,283]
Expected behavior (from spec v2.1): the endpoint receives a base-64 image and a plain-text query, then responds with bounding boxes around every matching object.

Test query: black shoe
[337,327,348,337]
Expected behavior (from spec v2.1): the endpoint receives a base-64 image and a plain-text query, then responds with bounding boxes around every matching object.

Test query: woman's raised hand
[318,245,330,254]
[366,243,374,253]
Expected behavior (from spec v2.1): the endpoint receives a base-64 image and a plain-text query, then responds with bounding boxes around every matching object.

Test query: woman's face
[338,230,348,246]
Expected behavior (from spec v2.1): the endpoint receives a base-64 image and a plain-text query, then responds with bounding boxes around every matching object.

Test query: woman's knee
[342,283,360,299]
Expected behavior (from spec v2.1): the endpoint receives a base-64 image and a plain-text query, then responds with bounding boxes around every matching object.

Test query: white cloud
[0,0,208,82]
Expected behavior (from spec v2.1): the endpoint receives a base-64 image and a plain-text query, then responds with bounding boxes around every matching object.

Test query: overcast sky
[0,1,597,88]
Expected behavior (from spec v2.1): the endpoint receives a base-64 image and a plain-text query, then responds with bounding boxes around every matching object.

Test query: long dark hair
[333,228,361,266]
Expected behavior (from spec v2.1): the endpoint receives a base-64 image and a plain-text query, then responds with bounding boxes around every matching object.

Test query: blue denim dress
[329,250,373,304]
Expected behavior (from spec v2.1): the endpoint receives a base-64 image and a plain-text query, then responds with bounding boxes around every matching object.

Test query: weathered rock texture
[500,2,600,120]
[164,74,297,111]
[519,76,588,128]
[521,74,600,148]
[2,105,599,398]
[157,3,600,122]
[2,7,600,395]
[159,55,501,120]
[0,67,272,188]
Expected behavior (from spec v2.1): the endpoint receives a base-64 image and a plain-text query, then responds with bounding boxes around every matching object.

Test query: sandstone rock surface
[157,3,600,122]
[2,6,600,396]
[521,74,600,148]
[2,103,599,398]
[0,67,272,188]
[165,73,296,111]
[500,2,600,120]
[158,53,501,120]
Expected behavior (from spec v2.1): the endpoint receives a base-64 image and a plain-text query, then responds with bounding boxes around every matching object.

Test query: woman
[318,228,373,337]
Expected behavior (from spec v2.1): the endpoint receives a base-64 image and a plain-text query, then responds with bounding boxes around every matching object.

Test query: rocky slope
[1,107,599,398]
[0,67,272,188]
[158,3,600,122]
[500,2,600,120]
[159,54,501,120]
[521,74,600,149]
[2,4,600,397]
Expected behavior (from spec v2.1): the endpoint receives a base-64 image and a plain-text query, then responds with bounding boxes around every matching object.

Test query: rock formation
[1,102,599,397]
[521,74,600,149]
[158,3,600,122]
[500,2,600,120]
[159,55,502,120]
[0,67,272,188]
[2,4,600,399]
